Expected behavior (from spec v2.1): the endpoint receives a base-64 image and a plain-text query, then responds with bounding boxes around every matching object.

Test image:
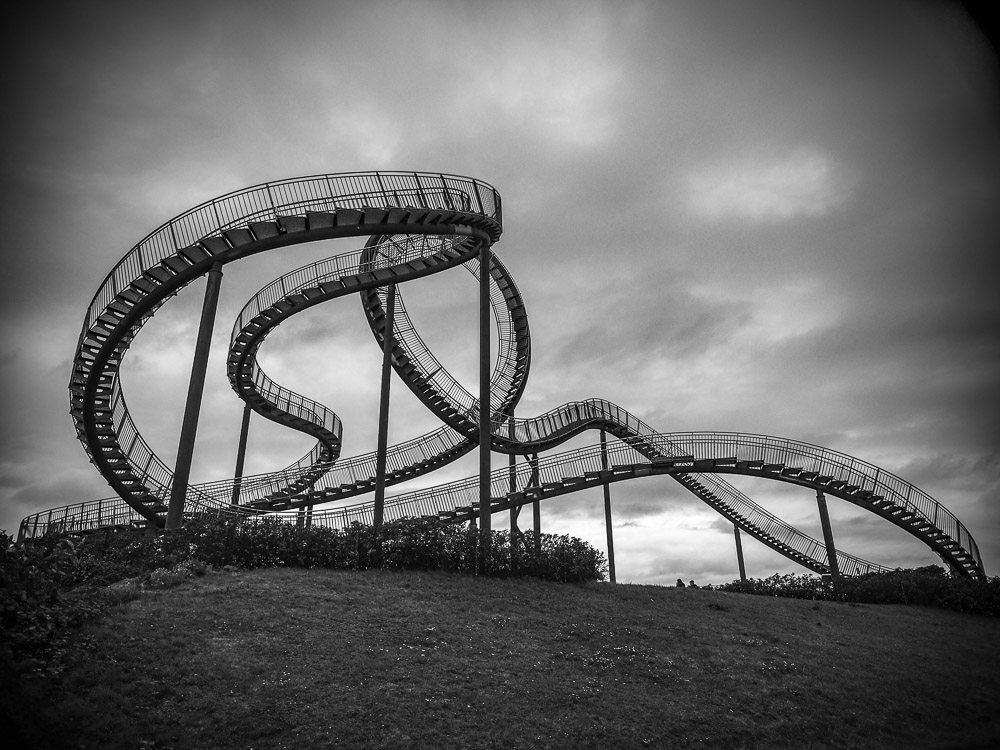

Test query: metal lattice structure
[18,172,985,580]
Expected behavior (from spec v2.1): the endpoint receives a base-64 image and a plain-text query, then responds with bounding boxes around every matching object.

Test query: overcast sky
[2,0,997,585]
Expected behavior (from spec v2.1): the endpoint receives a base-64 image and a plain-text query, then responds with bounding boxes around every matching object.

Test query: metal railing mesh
[47,171,983,581]
[68,172,499,522]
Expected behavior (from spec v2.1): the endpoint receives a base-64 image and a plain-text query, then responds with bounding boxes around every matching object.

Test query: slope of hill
[9,567,1000,749]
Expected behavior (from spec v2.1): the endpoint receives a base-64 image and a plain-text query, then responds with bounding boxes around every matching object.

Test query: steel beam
[600,430,616,583]
[230,403,252,506]
[734,525,747,582]
[816,489,841,587]
[479,239,492,560]
[167,262,223,529]
[530,453,541,554]
[508,413,518,564]
[373,283,397,527]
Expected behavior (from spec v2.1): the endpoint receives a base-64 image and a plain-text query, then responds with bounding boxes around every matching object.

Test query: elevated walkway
[18,172,982,581]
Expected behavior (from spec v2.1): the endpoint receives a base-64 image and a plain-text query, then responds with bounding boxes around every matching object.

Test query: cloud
[686,147,849,222]
[465,2,628,150]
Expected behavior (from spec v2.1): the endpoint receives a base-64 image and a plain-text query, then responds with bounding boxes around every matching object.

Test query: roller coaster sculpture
[18,172,985,581]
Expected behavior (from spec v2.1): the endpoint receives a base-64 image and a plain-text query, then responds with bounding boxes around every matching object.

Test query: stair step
[161,256,190,274]
[144,266,174,284]
[652,455,694,465]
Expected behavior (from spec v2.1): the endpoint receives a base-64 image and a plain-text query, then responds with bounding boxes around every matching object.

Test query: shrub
[712,566,1000,616]
[1,531,107,671]
[0,516,606,673]
[141,515,606,583]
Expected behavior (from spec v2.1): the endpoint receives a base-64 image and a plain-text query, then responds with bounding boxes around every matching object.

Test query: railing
[100,377,227,513]
[68,172,500,525]
[220,251,965,579]
[18,496,141,540]
[20,425,959,579]
[291,439,887,577]
[76,172,501,359]
[224,229,529,505]
[230,234,460,339]
[359,244,528,422]
[651,432,982,570]
[53,169,983,582]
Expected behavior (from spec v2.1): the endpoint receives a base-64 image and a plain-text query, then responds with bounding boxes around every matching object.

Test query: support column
[507,411,521,536]
[530,453,541,555]
[230,403,252,506]
[734,525,747,582]
[816,489,841,588]
[600,430,616,584]
[167,262,223,530]
[373,283,397,528]
[478,240,492,559]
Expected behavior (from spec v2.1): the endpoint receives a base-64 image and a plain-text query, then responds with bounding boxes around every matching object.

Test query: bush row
[0,532,113,673]
[71,515,607,583]
[710,566,1000,616]
[1,517,606,668]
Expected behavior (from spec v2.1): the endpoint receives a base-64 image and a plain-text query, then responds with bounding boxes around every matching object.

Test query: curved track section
[67,172,500,523]
[29,172,984,580]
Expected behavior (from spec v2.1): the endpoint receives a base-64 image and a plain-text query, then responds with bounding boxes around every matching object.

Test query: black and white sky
[2,0,998,584]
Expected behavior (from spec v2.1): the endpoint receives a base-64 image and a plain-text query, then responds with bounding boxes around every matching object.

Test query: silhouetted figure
[689,580,699,589]
[676,578,685,588]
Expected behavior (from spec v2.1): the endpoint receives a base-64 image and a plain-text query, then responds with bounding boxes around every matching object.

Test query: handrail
[75,171,501,352]
[68,172,500,526]
[647,432,981,567]
[274,439,888,578]
[47,171,984,581]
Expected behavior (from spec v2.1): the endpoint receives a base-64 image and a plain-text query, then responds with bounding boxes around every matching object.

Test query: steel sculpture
[18,172,985,581]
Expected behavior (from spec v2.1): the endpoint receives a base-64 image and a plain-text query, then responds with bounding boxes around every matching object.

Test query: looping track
[23,172,983,579]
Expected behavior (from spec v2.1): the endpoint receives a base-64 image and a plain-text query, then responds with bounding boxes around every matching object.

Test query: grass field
[7,567,999,749]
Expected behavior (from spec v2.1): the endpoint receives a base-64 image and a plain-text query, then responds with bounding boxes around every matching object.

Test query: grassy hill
[8,567,1000,749]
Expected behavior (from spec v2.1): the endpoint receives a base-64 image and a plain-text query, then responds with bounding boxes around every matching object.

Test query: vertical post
[167,262,223,530]
[600,430,616,583]
[734,525,747,582]
[478,239,492,560]
[230,403,252,506]
[530,453,541,555]
[373,284,397,528]
[508,413,517,524]
[816,489,841,589]
[508,413,517,569]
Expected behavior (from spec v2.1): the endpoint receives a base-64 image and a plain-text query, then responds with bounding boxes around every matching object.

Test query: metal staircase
[21,171,984,580]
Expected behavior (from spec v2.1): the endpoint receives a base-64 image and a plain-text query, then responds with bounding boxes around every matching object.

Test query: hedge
[709,566,1000,616]
[1,517,607,669]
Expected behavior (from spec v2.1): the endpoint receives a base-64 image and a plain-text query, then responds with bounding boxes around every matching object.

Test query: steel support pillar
[167,262,223,530]
[230,402,252,506]
[478,240,492,561]
[734,525,747,582]
[530,453,541,554]
[373,283,397,528]
[600,430,616,583]
[816,489,841,588]
[508,413,518,565]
